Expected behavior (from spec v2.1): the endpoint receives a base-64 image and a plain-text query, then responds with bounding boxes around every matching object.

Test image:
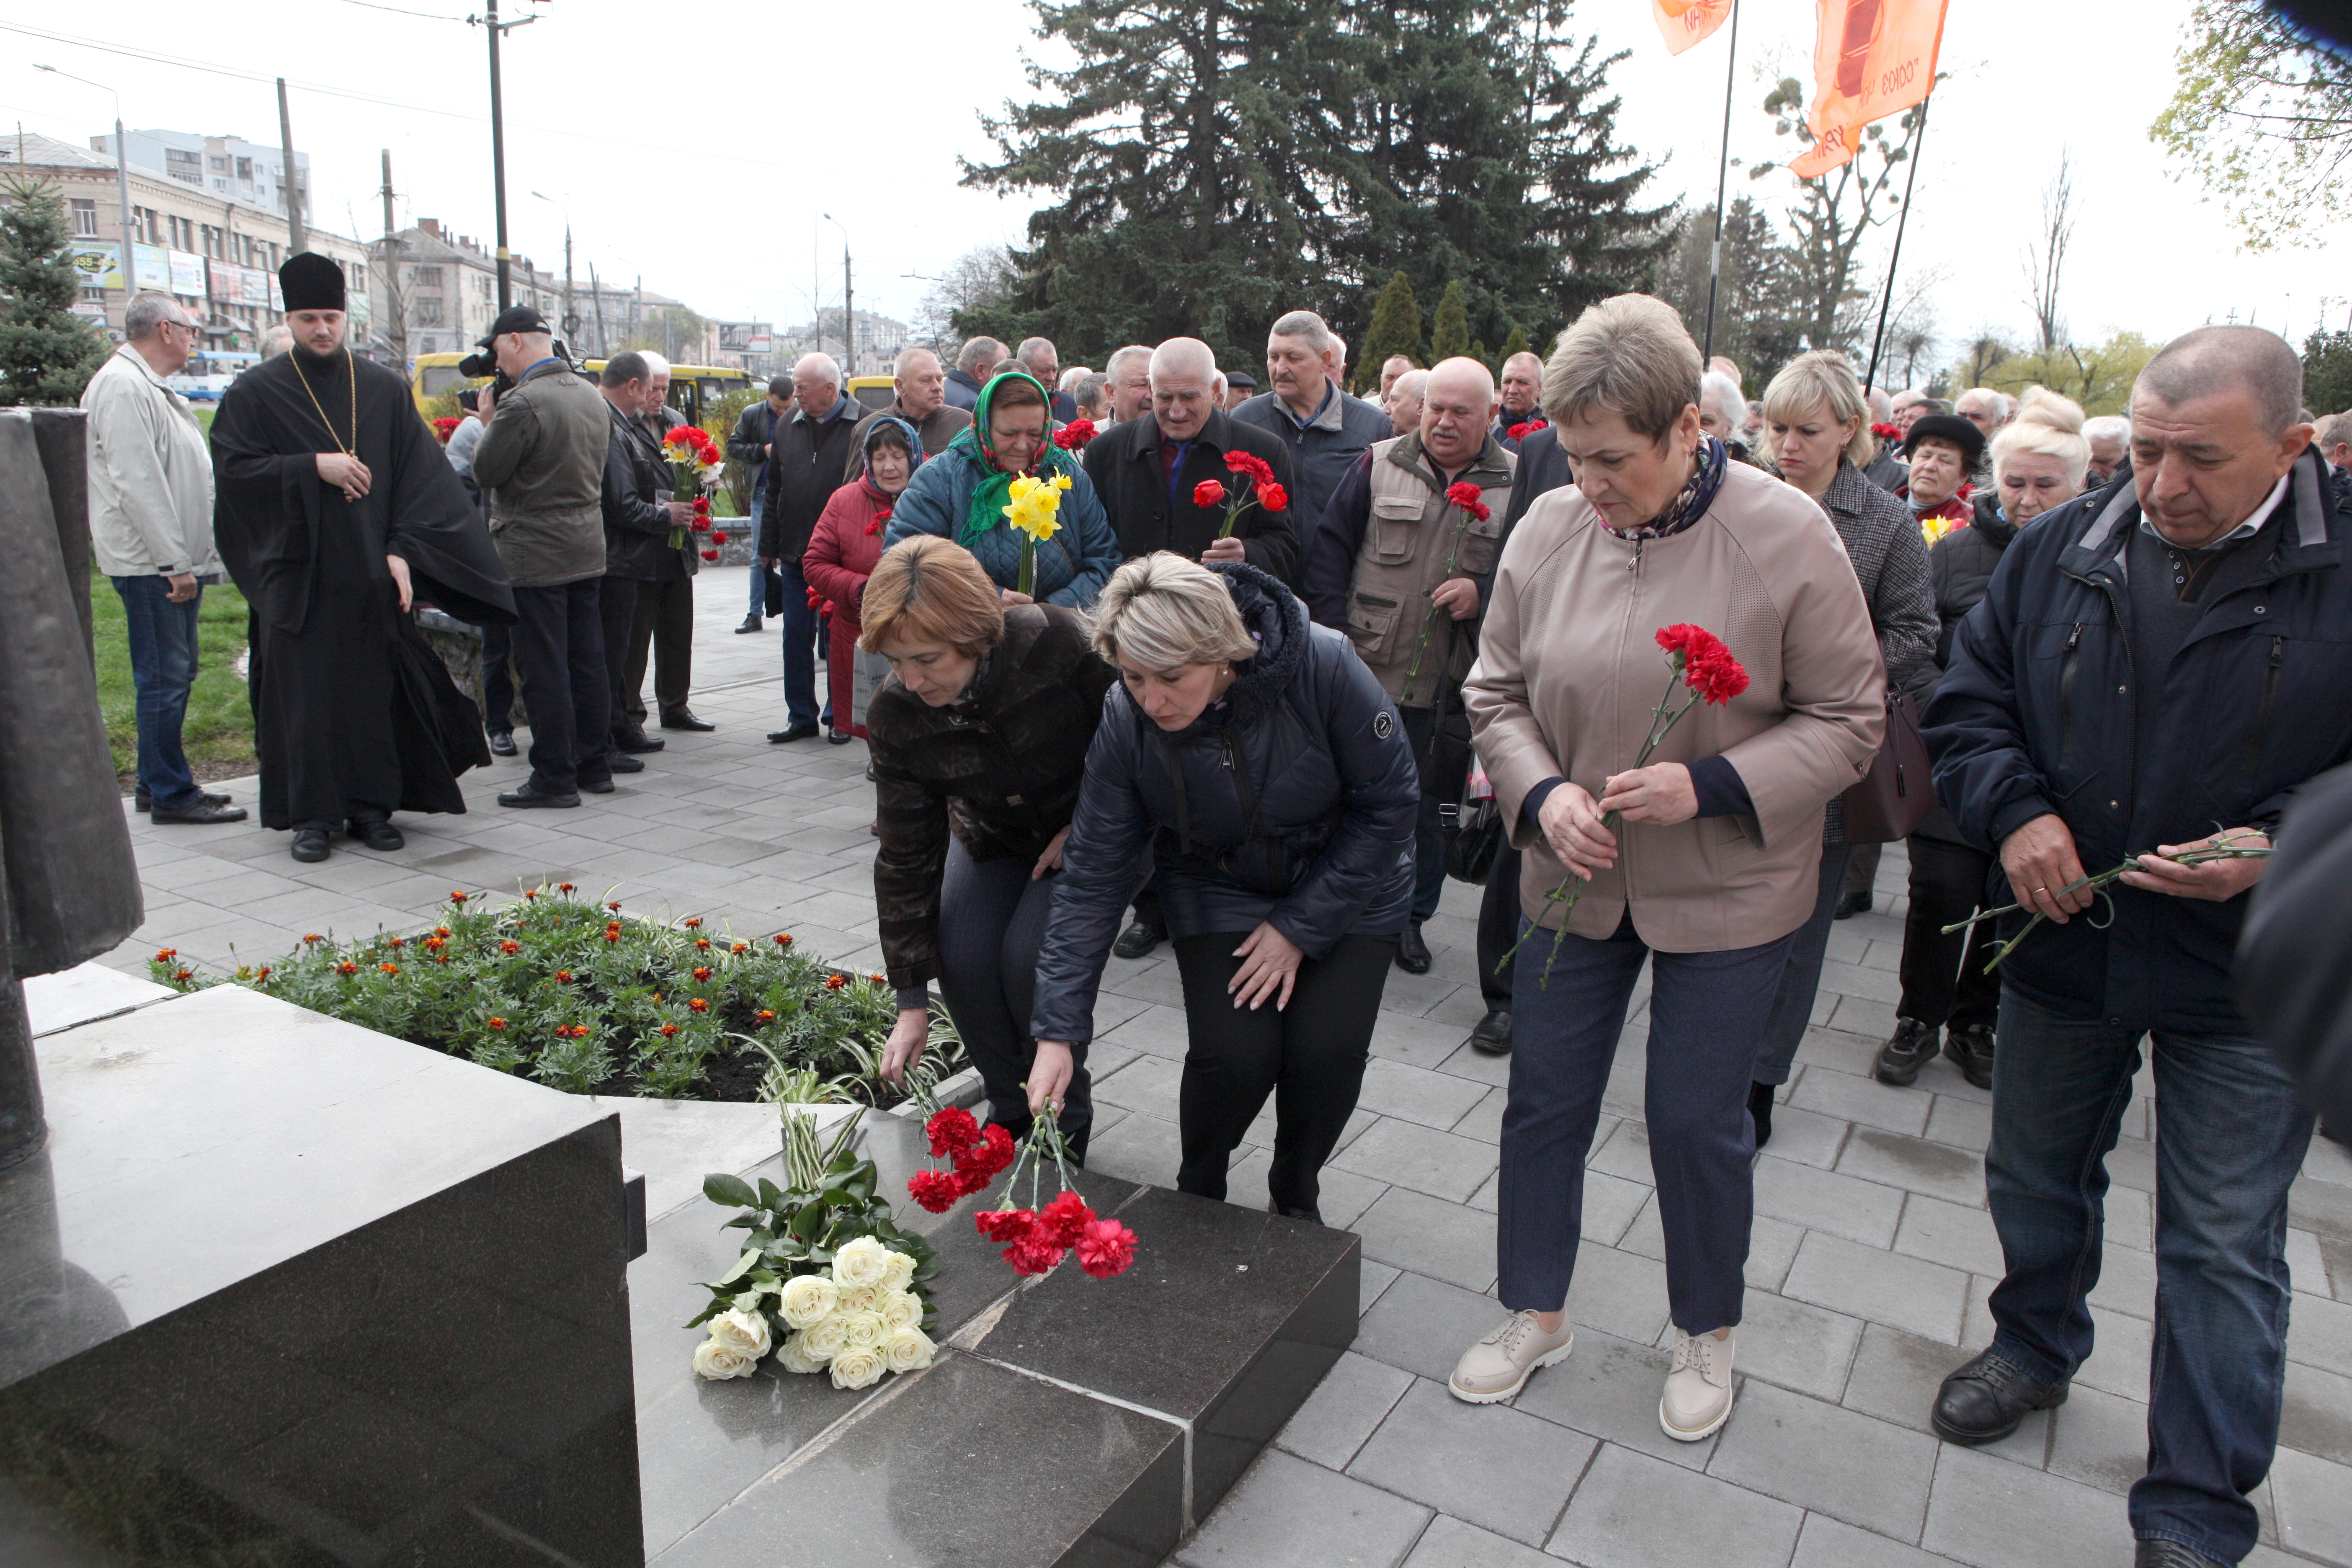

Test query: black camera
[457,349,515,402]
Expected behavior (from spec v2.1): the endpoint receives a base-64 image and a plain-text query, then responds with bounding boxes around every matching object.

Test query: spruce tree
[1357,271,1423,391]
[1497,322,1531,366]
[1430,281,1471,364]
[0,175,106,407]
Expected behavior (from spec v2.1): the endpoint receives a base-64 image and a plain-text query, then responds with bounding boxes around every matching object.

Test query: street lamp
[529,189,578,351]
[822,212,852,377]
[33,64,134,301]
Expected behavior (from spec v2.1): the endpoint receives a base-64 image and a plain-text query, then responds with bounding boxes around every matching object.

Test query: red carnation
[1446,481,1491,523]
[947,1166,992,1200]
[1075,1217,1139,1279]
[969,1122,1017,1178]
[1225,450,1274,485]
[1006,1234,1068,1275]
[1193,479,1227,509]
[1871,422,1902,441]
[711,531,728,545]
[702,549,720,562]
[975,1207,1035,1243]
[1052,418,1098,451]
[1255,482,1288,513]
[927,1105,981,1158]
[908,1169,960,1213]
[1654,624,1750,705]
[1039,1189,1096,1247]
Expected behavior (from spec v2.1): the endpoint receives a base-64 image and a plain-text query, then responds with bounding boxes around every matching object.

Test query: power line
[333,0,474,19]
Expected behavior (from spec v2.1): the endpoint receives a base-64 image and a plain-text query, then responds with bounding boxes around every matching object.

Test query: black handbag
[762,564,785,616]
[1840,689,1938,844]
[1443,792,1505,884]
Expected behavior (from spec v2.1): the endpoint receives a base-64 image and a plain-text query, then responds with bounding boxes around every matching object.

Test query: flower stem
[1941,836,2274,975]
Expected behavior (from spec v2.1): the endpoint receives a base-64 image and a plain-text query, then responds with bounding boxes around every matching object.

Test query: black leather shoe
[1834,888,1873,919]
[1469,1008,1512,1055]
[608,753,645,774]
[290,828,330,861]
[1395,926,1432,975]
[137,787,231,810]
[661,708,715,731]
[768,723,819,744]
[579,776,615,794]
[1932,1348,2070,1444]
[2134,1540,2228,1568]
[826,727,854,745]
[487,730,517,757]
[347,818,404,852]
[614,729,665,753]
[1944,1024,1996,1091]
[1876,1017,1939,1086]
[1112,913,1166,960]
[1268,1199,1325,1225]
[1748,1080,1777,1147]
[498,784,580,809]
[735,614,763,634]
[150,799,248,825]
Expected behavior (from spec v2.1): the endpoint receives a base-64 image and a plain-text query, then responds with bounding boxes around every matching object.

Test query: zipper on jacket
[2057,622,2084,758]
[2244,634,2285,783]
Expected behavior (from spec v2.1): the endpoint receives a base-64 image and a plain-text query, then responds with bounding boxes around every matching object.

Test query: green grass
[90,567,256,780]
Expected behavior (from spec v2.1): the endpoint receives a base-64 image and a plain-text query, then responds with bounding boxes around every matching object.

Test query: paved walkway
[106,579,2352,1568]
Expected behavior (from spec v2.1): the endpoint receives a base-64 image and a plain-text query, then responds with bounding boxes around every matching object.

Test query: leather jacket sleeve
[602,424,671,536]
[1265,637,1419,956]
[872,753,953,992]
[1029,696,1154,1046]
[727,404,769,465]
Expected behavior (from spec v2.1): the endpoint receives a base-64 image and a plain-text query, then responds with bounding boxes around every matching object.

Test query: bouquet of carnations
[1189,449,1289,540]
[662,424,724,551]
[910,1102,1139,1281]
[432,416,462,444]
[688,1110,942,1390]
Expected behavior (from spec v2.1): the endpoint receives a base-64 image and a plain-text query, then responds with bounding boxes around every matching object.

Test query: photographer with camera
[468,305,615,807]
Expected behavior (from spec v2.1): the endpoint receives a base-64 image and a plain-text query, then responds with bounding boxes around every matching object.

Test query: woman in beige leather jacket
[1444,295,1885,1445]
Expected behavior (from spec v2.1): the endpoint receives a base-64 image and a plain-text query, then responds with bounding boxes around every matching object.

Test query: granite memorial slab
[0,984,645,1564]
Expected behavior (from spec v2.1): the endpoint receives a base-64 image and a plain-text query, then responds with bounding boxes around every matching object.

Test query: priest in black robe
[210,253,516,863]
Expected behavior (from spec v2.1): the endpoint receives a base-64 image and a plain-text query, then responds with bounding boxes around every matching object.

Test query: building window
[236,157,252,180]
[209,155,227,171]
[351,263,367,290]
[82,285,106,302]
[69,199,98,237]
[416,299,444,326]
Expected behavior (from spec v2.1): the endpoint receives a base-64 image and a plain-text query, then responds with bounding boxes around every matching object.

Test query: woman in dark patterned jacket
[865,536,1117,1159]
[1747,350,1939,1142]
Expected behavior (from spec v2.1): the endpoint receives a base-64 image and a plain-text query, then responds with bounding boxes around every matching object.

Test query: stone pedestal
[0,984,644,1563]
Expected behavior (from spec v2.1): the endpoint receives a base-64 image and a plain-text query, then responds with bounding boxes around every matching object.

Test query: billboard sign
[66,241,124,290]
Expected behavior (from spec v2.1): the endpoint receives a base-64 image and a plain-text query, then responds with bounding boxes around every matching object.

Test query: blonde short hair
[1541,294,1702,444]
[1762,350,1877,468]
[1989,386,2091,489]
[857,536,1005,656]
[1089,553,1259,673]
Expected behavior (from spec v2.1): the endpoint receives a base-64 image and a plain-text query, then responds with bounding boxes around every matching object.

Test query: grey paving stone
[1349,1379,1594,1546]
[1828,994,1901,1042]
[1616,1199,1804,1296]
[1085,1109,1183,1191]
[1732,1289,1866,1403]
[2084,1240,2158,1322]
[2282,1358,2352,1466]
[1924,1094,1993,1154]
[1559,1242,1672,1349]
[1920,1444,2130,1568]
[1707,1380,1937,1542]
[1355,1270,1511,1386]
[1362,1261,1402,1316]
[1818,957,1903,1007]
[1893,1195,2007,1279]
[1790,1515,1955,1568]
[1752,1156,1907,1248]
[1175,1448,1431,1568]
[1789,1068,1932,1137]
[1436,1039,1514,1089]
[2106,1183,2153,1252]
[2044,1384,2149,1496]
[1098,1002,1192,1060]
[1096,1053,1186,1112]
[1836,1129,1987,1208]
[2074,1310,2152,1401]
[2289,1289,2352,1378]
[1400,1514,1558,1568]
[1587,1119,1657,1188]
[1449,1087,1505,1145]
[1511,1323,1714,1471]
[1347,1056,1492,1132]
[1274,1351,1415,1470]
[1782,1232,1971,1345]
[1332,1117,1501,1204]
[1354,1186,1499,1291]
[1371,1011,1488,1070]
[2308,1134,2352,1188]
[2267,1445,2352,1567]
[1758,1103,1852,1171]
[1544,1443,1802,1568]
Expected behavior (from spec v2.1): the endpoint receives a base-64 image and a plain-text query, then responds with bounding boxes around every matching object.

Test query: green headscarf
[945,369,1076,549]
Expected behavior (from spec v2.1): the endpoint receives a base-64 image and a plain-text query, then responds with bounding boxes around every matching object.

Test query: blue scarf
[1602,435,1729,542]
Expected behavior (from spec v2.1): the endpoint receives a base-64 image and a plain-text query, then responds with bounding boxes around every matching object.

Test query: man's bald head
[1148,337,1220,442]
[1386,369,1428,438]
[2136,325,2306,439]
[1149,336,1217,389]
[895,346,945,418]
[1422,357,1497,469]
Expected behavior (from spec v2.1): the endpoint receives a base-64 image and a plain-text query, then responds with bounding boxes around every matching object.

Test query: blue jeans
[1497,915,1796,1332]
[776,557,828,730]
[1986,987,2314,1563]
[746,479,769,614]
[1752,840,1855,1086]
[112,574,202,809]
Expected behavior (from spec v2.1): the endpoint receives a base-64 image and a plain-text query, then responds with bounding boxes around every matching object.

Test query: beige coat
[1464,459,1885,953]
[80,344,215,579]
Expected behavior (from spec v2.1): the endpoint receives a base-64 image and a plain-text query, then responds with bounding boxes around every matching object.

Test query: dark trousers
[481,620,517,736]
[1752,841,1855,1086]
[1986,987,2313,1563]
[626,575,693,723]
[936,839,1091,1157]
[598,577,643,741]
[1398,704,1452,926]
[776,558,826,730]
[511,580,610,795]
[1170,931,1395,1212]
[112,574,202,809]
[1476,839,1525,1011]
[1498,916,1795,1331]
[1898,835,2001,1033]
[745,480,769,614]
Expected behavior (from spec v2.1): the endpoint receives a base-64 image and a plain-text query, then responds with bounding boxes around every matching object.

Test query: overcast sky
[4,0,2345,366]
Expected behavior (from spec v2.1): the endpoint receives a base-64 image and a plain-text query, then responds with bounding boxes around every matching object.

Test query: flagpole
[1865,94,1932,392]
[1700,0,1742,365]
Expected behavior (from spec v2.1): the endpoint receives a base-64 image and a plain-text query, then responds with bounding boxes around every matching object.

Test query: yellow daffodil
[1004,473,1064,543]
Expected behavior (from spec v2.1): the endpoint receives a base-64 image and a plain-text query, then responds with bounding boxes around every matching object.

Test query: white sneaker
[1659,1327,1735,1440]
[1449,1311,1573,1404]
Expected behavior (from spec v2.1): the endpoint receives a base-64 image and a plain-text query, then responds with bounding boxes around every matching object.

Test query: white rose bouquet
[686,1110,942,1386]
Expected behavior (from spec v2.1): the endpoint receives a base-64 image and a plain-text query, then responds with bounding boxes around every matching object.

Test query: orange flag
[1787,0,1949,178]
[1651,0,1735,54]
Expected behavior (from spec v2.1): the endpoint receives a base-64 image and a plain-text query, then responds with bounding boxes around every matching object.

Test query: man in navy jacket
[1922,327,2349,1568]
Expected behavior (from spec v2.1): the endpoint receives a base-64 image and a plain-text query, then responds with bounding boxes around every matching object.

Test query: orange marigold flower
[449,891,468,904]
[487,1016,507,1030]
[660,1023,681,1038]
[731,941,749,954]
[302,933,322,945]
[869,974,885,985]
[154,947,177,962]
[756,1008,776,1023]
[603,929,622,944]
[338,961,358,975]
[696,938,712,951]
[688,997,709,1013]
[774,932,794,947]
[683,917,702,929]
[255,967,271,982]
[380,962,400,975]
[607,900,622,912]
[387,936,405,949]
[500,940,521,955]
[173,967,194,982]
[693,966,713,982]
[825,973,848,990]
[559,882,575,893]
[523,889,539,900]
[435,926,452,938]
[554,970,575,983]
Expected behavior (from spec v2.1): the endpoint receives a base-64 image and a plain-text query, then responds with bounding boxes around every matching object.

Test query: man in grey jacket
[82,292,244,825]
[469,306,614,807]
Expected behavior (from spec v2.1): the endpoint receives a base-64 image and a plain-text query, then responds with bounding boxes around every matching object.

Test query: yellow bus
[409,353,753,426]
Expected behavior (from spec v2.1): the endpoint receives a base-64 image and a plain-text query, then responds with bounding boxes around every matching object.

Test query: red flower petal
[1192,479,1226,509]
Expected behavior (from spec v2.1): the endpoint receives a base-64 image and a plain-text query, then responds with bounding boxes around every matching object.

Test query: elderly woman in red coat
[804,416,922,741]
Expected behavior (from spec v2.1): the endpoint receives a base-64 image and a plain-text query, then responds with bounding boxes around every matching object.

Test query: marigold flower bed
[147,885,912,1103]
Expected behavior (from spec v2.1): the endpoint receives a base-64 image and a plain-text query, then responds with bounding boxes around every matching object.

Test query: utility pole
[32,65,132,314]
[561,227,574,346]
[589,261,607,356]
[824,212,852,376]
[275,78,305,254]
[379,149,406,364]
[479,0,536,312]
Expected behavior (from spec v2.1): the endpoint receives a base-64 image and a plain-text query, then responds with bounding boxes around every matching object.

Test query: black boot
[1112,911,1167,960]
[1932,1348,2070,1444]
[1748,1080,1777,1147]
